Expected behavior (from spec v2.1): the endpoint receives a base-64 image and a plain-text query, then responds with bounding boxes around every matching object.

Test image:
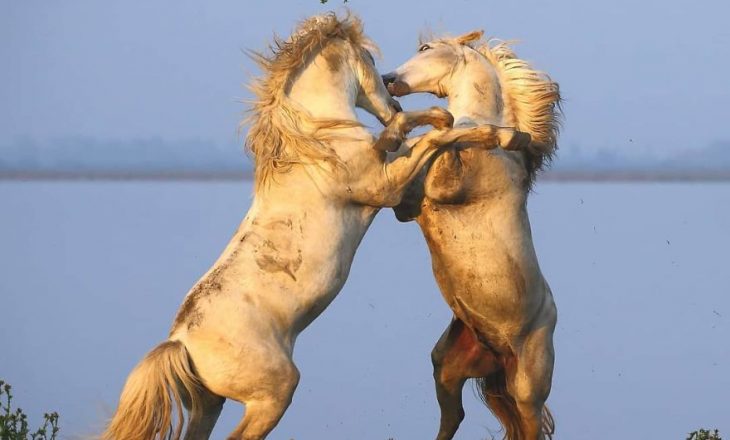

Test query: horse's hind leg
[183,331,300,440]
[183,388,225,440]
[226,360,300,440]
[431,318,498,440]
[505,308,557,439]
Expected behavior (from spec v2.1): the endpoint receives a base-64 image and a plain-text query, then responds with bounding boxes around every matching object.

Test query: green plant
[688,429,722,440]
[0,380,59,440]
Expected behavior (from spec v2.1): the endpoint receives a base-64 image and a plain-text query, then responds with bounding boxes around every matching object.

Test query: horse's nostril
[381,72,396,86]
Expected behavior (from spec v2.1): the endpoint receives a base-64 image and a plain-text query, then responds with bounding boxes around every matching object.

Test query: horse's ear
[456,30,484,45]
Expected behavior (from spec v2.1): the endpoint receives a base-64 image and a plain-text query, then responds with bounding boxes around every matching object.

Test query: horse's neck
[444,54,532,223]
[446,54,504,127]
[288,61,359,122]
[287,58,371,161]
[287,61,374,171]
[432,53,539,272]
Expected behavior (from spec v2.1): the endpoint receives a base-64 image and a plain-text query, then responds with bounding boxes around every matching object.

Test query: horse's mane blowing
[428,32,562,184]
[245,12,376,190]
[475,40,561,180]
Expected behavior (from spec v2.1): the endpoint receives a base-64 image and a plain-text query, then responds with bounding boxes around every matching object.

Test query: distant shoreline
[539,170,730,182]
[2,169,730,182]
[0,170,251,181]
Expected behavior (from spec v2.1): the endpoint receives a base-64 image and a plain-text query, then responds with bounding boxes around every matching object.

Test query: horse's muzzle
[382,73,411,97]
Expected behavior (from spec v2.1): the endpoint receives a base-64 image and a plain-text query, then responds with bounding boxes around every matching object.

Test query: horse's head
[289,13,401,125]
[246,12,405,189]
[385,30,561,187]
[382,30,485,98]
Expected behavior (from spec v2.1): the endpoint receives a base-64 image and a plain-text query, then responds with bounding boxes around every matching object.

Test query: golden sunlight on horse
[385,30,562,440]
[102,13,504,440]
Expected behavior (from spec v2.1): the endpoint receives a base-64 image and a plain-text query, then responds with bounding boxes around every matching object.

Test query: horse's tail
[475,370,523,440]
[475,371,555,440]
[541,405,555,439]
[102,340,204,440]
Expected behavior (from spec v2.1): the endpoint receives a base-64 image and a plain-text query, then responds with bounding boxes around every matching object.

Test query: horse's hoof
[429,107,454,129]
[387,80,411,97]
[499,129,530,151]
[373,134,402,152]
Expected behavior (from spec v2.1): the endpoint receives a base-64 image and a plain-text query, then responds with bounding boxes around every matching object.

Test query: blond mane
[474,39,561,177]
[245,12,377,190]
[432,33,562,181]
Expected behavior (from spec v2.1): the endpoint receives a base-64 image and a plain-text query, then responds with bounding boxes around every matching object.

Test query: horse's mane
[430,33,562,185]
[475,40,562,181]
[245,12,376,190]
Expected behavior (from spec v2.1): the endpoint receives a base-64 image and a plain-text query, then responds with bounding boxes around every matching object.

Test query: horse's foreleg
[505,308,557,440]
[431,318,499,440]
[373,107,454,152]
[352,125,512,207]
[496,127,532,151]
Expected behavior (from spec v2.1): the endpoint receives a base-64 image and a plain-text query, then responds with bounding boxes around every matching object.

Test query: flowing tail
[475,371,555,440]
[102,340,204,440]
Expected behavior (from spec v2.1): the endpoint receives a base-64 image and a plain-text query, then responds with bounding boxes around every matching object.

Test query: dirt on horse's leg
[505,317,556,440]
[431,318,498,440]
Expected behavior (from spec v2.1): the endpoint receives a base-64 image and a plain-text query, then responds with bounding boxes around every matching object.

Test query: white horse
[383,31,562,440]
[103,14,500,440]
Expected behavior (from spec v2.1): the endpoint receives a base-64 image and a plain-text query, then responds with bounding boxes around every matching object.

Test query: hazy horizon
[3,136,730,180]
[3,0,730,163]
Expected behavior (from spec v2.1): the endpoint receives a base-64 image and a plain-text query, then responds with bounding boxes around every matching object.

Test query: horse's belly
[421,222,545,334]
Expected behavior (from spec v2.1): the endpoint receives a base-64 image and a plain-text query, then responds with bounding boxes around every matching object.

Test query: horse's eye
[418,44,431,52]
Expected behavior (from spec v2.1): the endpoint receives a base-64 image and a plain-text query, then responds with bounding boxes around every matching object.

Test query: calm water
[1,181,728,439]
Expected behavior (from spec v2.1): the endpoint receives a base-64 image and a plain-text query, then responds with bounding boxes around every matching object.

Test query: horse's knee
[508,370,549,405]
[431,344,444,369]
[433,360,466,393]
[272,362,301,408]
[432,347,464,391]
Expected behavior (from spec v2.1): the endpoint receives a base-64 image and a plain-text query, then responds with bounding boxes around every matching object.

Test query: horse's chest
[475,150,526,194]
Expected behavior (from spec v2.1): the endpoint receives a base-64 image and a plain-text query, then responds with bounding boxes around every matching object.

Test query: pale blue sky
[2,0,729,158]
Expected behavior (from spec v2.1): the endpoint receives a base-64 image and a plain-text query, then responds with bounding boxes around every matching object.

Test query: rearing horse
[384,31,562,440]
[103,14,500,440]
